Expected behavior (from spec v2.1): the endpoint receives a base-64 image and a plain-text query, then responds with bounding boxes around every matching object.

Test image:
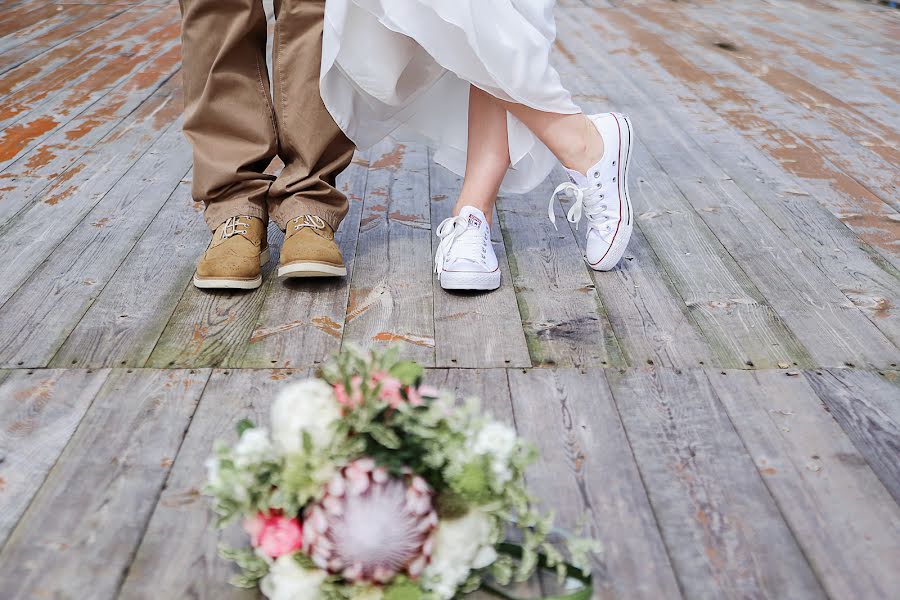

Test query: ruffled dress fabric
[320,0,581,194]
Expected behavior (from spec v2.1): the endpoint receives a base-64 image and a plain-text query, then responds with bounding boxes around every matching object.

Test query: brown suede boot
[194,216,269,289]
[278,215,346,278]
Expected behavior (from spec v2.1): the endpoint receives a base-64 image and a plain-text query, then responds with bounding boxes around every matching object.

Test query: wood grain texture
[119,368,310,600]
[611,3,899,210]
[0,120,191,368]
[0,55,182,226]
[709,369,900,599]
[560,10,900,369]
[429,160,531,368]
[0,368,111,547]
[804,368,900,503]
[606,368,826,599]
[342,140,435,364]
[0,75,182,232]
[508,369,682,600]
[235,152,369,368]
[0,7,180,169]
[497,177,625,368]
[0,368,209,600]
[50,178,207,368]
[146,225,283,369]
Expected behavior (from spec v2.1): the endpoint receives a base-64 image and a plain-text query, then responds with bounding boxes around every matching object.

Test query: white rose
[233,428,274,467]
[271,379,342,454]
[260,555,326,600]
[424,509,497,599]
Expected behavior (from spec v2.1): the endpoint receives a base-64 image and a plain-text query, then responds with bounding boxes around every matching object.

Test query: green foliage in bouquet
[204,347,598,600]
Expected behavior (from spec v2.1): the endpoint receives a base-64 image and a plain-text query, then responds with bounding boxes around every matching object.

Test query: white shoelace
[433,216,486,273]
[221,216,250,240]
[548,182,610,232]
[292,215,326,232]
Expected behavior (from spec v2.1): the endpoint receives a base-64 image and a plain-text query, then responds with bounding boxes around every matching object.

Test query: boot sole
[278,261,347,278]
[193,248,269,290]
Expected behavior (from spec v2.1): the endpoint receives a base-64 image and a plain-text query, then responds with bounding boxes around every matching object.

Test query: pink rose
[334,375,364,409]
[406,386,423,407]
[371,371,404,408]
[243,511,303,558]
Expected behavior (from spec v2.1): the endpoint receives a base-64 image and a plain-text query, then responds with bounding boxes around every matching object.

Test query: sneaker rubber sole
[278,261,347,278]
[193,248,270,290]
[590,113,634,272]
[439,269,501,291]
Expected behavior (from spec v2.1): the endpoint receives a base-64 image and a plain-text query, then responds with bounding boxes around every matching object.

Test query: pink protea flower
[243,510,303,558]
[303,458,438,583]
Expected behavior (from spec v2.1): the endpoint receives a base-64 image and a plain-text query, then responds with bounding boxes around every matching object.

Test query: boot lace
[221,216,250,240]
[292,215,327,232]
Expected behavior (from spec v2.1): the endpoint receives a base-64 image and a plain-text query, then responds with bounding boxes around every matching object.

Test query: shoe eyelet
[599,194,604,200]
[594,172,600,179]
[612,161,616,166]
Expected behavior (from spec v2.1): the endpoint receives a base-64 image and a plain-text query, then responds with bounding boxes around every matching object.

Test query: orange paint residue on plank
[0,116,59,162]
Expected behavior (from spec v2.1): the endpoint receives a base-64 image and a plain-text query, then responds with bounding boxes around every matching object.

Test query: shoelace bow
[548,182,609,232]
[221,216,250,240]
[292,215,327,232]
[433,216,486,273]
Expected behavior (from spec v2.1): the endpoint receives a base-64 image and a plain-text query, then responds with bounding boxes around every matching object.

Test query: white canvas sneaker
[549,112,634,271]
[434,206,500,291]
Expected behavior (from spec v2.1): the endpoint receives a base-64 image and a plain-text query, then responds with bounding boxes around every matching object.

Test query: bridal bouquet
[205,348,595,600]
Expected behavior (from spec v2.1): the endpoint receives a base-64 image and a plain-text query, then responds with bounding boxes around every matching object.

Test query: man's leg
[269,0,356,278]
[180,0,276,288]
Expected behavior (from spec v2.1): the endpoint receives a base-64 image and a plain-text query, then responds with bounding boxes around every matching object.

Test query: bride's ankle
[560,116,605,175]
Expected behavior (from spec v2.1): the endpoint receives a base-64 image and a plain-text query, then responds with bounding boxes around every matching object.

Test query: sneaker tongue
[457,206,487,230]
[565,168,589,187]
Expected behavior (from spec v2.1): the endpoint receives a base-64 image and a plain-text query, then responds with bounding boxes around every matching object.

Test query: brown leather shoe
[193,216,269,289]
[278,215,347,278]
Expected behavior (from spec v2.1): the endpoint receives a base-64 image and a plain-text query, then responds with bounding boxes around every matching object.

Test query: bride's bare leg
[455,86,511,227]
[493,99,604,176]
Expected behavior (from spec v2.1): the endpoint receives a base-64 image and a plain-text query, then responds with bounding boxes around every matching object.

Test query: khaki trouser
[179,0,355,231]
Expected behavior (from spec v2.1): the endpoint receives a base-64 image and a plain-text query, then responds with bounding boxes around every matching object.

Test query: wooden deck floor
[1,0,898,598]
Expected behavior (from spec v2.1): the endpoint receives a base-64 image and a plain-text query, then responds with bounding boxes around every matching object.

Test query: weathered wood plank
[0,8,179,169]
[612,4,899,210]
[0,5,124,73]
[0,368,209,600]
[0,120,191,368]
[560,9,900,347]
[548,47,717,369]
[709,369,900,599]
[0,81,182,298]
[145,225,283,369]
[49,178,206,368]
[561,10,900,368]
[0,368,111,548]
[428,160,530,368]
[234,152,369,368]
[689,2,900,131]
[119,368,309,600]
[606,368,826,599]
[572,9,900,273]
[804,368,900,503]
[0,53,182,225]
[342,140,435,363]
[509,369,682,599]
[497,177,625,368]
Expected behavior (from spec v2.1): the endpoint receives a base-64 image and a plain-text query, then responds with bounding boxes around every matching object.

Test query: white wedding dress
[320,0,580,193]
